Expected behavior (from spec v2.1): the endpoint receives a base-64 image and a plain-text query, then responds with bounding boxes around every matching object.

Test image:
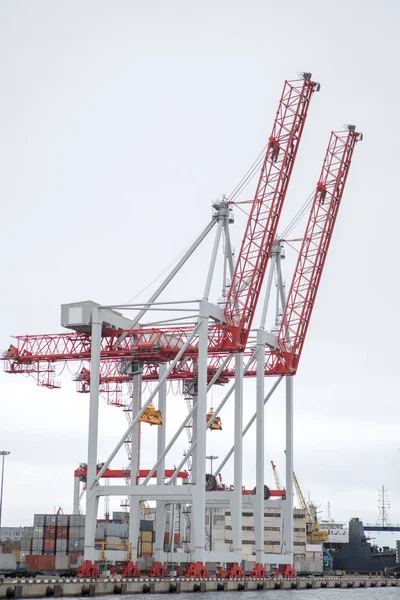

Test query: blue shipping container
[140,520,153,532]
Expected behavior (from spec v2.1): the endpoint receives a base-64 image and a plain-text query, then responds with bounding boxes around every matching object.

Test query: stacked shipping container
[20,514,84,569]
[19,514,155,568]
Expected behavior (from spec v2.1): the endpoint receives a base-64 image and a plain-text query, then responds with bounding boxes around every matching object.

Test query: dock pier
[1,576,399,597]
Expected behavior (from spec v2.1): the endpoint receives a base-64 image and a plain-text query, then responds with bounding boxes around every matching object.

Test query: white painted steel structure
[75,201,295,566]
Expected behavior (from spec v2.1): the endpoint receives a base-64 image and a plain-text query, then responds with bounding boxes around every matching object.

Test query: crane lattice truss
[2,74,361,566]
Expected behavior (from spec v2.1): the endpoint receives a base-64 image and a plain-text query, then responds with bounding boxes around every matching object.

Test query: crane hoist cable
[278,189,315,240]
[227,143,269,202]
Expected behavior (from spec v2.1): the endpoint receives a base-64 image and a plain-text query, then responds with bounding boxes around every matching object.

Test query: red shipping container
[26,555,55,571]
[164,532,181,545]
[44,538,56,551]
[56,526,69,538]
[44,526,56,539]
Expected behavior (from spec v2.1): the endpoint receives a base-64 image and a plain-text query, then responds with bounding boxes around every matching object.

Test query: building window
[213,515,225,524]
[264,541,280,545]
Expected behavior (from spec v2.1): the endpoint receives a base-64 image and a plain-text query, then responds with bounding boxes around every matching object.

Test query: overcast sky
[1,0,399,548]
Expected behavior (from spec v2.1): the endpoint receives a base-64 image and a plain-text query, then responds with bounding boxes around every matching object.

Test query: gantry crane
[292,468,328,543]
[3,117,361,397]
[2,74,361,568]
[272,457,328,543]
[271,460,282,490]
[3,74,320,391]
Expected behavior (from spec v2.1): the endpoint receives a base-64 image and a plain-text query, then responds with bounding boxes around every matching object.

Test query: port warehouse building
[0,528,23,543]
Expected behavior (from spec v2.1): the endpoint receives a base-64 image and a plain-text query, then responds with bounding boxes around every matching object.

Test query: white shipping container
[33,526,44,538]
[0,554,17,570]
[55,555,71,570]
[69,526,80,539]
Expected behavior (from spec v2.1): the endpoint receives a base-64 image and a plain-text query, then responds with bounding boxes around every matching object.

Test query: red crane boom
[265,126,362,374]
[223,74,319,351]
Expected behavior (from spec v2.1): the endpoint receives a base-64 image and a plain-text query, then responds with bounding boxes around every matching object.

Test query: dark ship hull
[327,518,397,573]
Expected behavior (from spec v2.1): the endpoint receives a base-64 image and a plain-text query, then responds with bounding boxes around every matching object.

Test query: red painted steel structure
[2,85,361,411]
[264,126,362,374]
[221,75,319,351]
[2,126,361,397]
[2,76,320,389]
[74,466,189,480]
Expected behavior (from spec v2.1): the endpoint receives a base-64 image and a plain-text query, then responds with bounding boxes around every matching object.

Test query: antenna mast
[377,485,391,527]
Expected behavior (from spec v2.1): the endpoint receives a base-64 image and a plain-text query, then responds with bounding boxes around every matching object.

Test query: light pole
[0,451,10,528]
[206,455,218,551]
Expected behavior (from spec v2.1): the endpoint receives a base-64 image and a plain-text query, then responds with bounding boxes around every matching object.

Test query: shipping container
[69,551,84,567]
[56,514,69,527]
[44,526,56,539]
[23,526,34,536]
[20,540,32,551]
[55,555,71,570]
[78,526,85,539]
[112,512,129,521]
[103,523,128,538]
[33,526,44,538]
[141,541,153,554]
[68,539,79,551]
[45,515,57,526]
[44,538,56,551]
[0,554,17,570]
[95,525,105,540]
[56,539,68,551]
[106,536,122,543]
[68,539,84,552]
[70,515,85,526]
[56,526,69,539]
[33,515,45,527]
[32,539,43,552]
[140,520,153,532]
[68,551,79,565]
[141,531,152,543]
[164,532,181,545]
[26,555,55,571]
[69,526,80,539]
